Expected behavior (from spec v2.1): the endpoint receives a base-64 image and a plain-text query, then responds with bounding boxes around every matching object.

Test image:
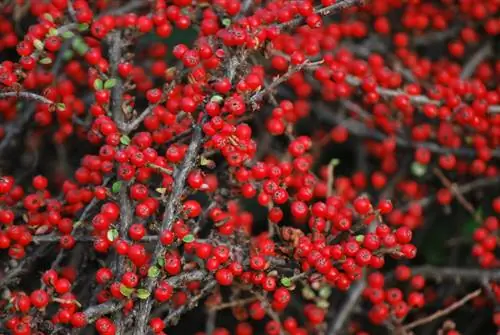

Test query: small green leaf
[104,78,117,89]
[136,289,150,299]
[33,39,44,51]
[222,18,231,27]
[157,258,165,267]
[280,277,292,287]
[329,158,340,167]
[63,50,74,60]
[111,181,122,193]
[317,299,330,309]
[48,28,58,36]
[39,57,53,65]
[319,286,331,299]
[148,266,160,278]
[43,13,54,22]
[120,135,131,145]
[94,79,103,90]
[107,229,119,242]
[182,234,195,243]
[62,31,75,39]
[72,37,89,56]
[119,284,134,297]
[302,286,316,300]
[77,23,89,31]
[462,207,483,236]
[411,162,427,177]
[56,103,66,111]
[210,95,223,103]
[155,188,167,194]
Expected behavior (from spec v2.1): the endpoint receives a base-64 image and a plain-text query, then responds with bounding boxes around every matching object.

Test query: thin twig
[0,91,53,104]
[408,266,500,282]
[164,280,217,325]
[327,279,366,334]
[402,289,482,331]
[433,168,480,221]
[249,60,323,109]
[277,0,364,29]
[460,43,492,79]
[399,176,500,212]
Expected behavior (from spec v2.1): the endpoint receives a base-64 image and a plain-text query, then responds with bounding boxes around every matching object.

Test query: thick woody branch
[133,120,205,335]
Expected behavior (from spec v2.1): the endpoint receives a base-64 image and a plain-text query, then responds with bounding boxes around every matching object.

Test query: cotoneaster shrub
[0,0,499,334]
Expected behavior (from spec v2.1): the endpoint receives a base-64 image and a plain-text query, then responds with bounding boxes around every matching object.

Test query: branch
[0,91,53,104]
[83,301,124,324]
[460,43,492,79]
[433,168,480,220]
[164,280,217,326]
[109,31,124,125]
[276,0,364,29]
[327,279,366,334]
[249,60,322,110]
[133,120,206,335]
[314,102,500,158]
[409,266,500,282]
[402,289,482,331]
[32,234,159,243]
[399,176,500,212]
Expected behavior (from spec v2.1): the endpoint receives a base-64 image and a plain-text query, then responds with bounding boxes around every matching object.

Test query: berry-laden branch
[133,120,206,335]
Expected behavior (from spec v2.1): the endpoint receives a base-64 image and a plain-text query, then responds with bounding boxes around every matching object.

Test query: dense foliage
[0,0,499,334]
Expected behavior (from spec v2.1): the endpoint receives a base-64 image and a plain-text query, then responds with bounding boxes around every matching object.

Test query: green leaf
[119,284,134,297]
[280,277,292,287]
[182,234,195,243]
[411,162,427,177]
[94,79,103,90]
[461,207,483,236]
[56,103,66,111]
[62,31,75,39]
[157,258,165,267]
[302,286,316,300]
[63,50,74,60]
[104,78,117,89]
[77,23,89,31]
[111,181,122,193]
[222,18,231,27]
[329,158,340,167]
[48,28,58,36]
[136,289,150,299]
[43,13,54,22]
[72,37,89,56]
[148,266,160,278]
[319,286,331,299]
[317,299,330,309]
[120,135,131,145]
[107,229,119,242]
[39,57,53,65]
[155,188,167,194]
[210,95,223,104]
[33,39,44,51]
